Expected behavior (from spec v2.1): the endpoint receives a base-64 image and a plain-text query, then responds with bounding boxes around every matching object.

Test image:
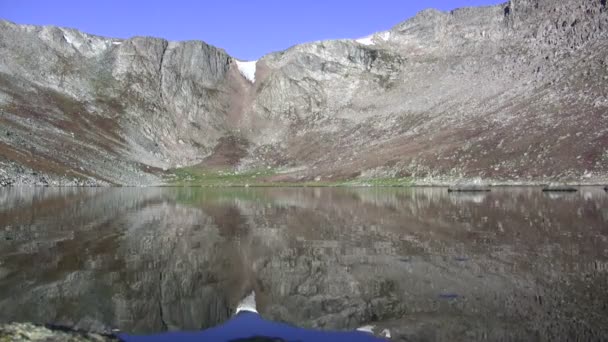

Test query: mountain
[2,187,607,339]
[1,0,607,186]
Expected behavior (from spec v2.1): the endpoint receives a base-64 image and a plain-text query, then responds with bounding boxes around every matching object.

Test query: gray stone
[0,323,118,341]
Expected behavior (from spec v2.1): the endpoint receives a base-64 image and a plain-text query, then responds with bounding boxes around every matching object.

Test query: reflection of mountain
[0,187,607,341]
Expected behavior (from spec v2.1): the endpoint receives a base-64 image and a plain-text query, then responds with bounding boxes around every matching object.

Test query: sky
[1,0,503,61]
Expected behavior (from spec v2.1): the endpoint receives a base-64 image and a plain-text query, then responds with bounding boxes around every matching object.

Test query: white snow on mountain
[379,31,391,41]
[356,35,374,46]
[355,31,391,46]
[235,60,257,83]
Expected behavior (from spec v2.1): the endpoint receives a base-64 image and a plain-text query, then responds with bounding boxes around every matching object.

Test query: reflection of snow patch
[448,193,487,204]
[235,292,258,314]
[356,325,375,333]
[546,193,567,200]
[235,60,257,83]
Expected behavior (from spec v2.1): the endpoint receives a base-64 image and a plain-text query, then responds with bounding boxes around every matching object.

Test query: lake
[0,187,607,341]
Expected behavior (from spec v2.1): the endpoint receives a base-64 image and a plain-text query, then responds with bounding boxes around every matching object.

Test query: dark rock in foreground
[0,323,119,342]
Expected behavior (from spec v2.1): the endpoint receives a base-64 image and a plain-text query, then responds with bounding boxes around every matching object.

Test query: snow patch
[235,60,257,83]
[355,31,391,46]
[112,41,122,45]
[379,31,391,41]
[62,30,82,49]
[356,35,374,46]
[60,28,109,55]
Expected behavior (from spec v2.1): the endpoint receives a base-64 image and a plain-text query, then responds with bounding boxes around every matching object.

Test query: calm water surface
[0,187,607,341]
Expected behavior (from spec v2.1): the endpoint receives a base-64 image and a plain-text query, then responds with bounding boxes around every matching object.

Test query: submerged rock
[541,185,578,192]
[447,185,491,192]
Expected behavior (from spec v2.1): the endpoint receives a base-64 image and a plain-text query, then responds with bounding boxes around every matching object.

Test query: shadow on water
[0,187,607,341]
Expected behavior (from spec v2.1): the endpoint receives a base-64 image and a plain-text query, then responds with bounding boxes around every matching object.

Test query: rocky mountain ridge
[0,0,607,186]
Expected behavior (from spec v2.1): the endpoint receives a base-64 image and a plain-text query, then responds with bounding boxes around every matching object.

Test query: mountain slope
[1,0,607,186]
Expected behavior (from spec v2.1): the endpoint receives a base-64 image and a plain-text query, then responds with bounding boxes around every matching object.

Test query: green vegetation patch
[346,177,414,187]
[169,167,277,186]
[174,187,275,205]
[168,167,414,188]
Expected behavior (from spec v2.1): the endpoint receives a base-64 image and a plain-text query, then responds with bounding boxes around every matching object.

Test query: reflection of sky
[121,312,386,342]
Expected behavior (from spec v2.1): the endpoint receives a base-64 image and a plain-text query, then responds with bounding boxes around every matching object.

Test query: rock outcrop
[0,0,607,185]
[0,323,118,341]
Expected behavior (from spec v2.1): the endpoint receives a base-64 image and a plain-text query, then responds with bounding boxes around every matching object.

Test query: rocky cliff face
[0,0,607,185]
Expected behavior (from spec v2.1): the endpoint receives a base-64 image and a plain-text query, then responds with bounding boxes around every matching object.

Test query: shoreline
[1,183,607,188]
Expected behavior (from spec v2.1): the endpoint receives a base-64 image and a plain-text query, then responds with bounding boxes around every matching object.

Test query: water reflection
[0,187,607,341]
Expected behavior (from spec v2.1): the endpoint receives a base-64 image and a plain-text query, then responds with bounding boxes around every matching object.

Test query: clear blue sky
[1,0,503,60]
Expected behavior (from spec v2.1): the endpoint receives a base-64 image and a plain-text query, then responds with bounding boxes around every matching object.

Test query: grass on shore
[168,167,413,187]
[170,167,276,186]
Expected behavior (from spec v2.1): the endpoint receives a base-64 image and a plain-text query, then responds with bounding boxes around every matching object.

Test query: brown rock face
[0,0,607,185]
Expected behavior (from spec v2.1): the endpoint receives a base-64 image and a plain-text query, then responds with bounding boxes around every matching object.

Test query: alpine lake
[0,186,607,341]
